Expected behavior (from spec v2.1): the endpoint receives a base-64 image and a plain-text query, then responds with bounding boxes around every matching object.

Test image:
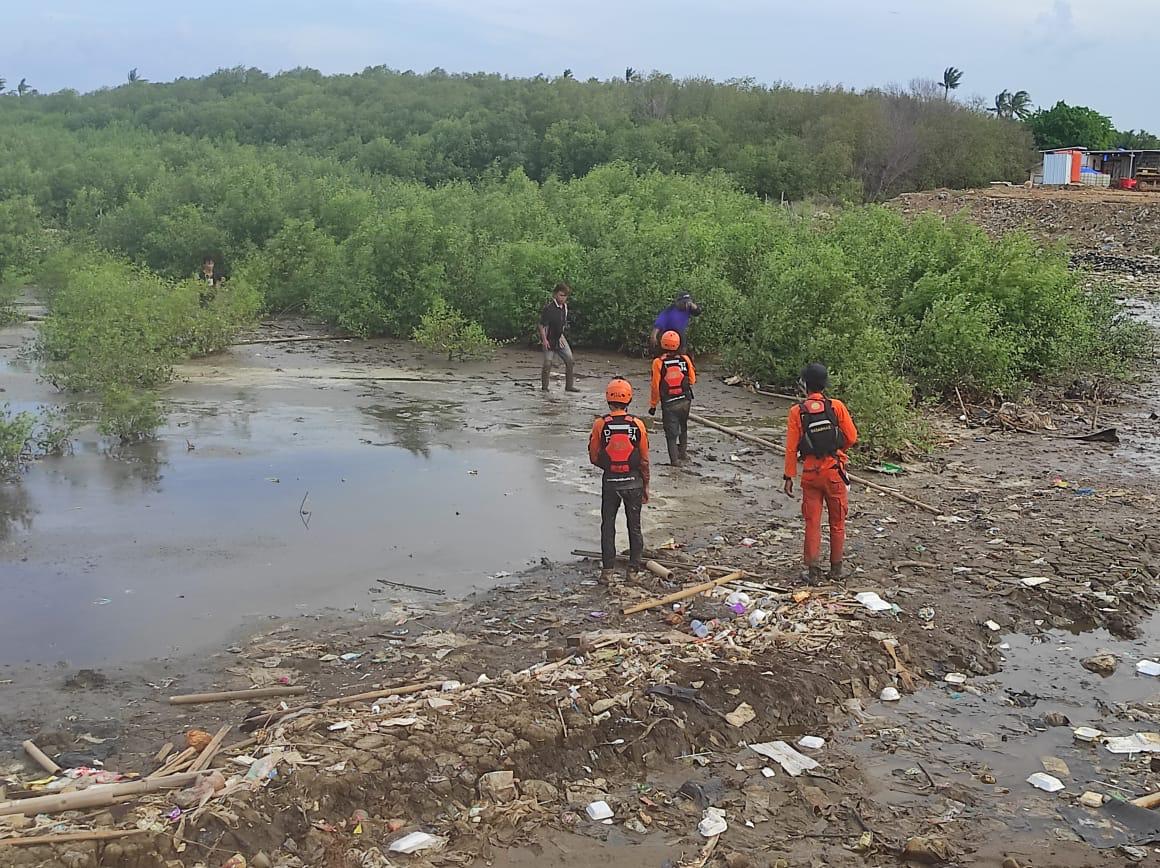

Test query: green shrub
[413,298,500,361]
[0,405,35,471]
[97,386,163,443]
[906,295,1023,396]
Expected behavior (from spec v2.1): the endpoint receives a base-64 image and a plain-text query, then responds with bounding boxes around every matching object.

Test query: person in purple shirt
[649,292,702,352]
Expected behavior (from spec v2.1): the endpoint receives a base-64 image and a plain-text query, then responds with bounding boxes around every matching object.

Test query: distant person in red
[539,282,579,393]
[783,363,858,583]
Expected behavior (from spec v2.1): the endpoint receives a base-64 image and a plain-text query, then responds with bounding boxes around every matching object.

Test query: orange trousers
[801,466,848,566]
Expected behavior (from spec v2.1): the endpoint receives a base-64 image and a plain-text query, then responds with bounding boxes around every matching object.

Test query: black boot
[541,368,550,391]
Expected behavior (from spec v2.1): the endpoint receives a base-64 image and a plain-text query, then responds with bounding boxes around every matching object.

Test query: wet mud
[2,290,1159,867]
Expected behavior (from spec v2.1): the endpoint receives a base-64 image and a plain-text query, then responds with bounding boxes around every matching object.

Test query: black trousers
[600,484,644,569]
[661,399,691,464]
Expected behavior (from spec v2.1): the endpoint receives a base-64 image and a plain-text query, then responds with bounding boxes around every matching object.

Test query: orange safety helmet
[660,330,681,351]
[605,378,634,404]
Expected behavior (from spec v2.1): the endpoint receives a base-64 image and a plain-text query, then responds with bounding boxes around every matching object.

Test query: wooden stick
[0,772,206,817]
[954,386,970,421]
[155,742,174,763]
[168,685,306,705]
[148,747,196,780]
[325,679,446,707]
[21,740,61,775]
[645,560,674,580]
[232,334,352,346]
[623,571,745,616]
[189,724,231,773]
[1131,790,1160,810]
[0,829,145,848]
[687,412,943,515]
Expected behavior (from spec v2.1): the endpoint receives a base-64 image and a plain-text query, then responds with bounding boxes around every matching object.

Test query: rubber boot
[599,568,617,585]
[564,368,580,393]
[802,564,824,586]
[626,564,645,582]
[541,368,550,392]
[829,561,844,582]
[678,445,689,462]
[667,439,681,465]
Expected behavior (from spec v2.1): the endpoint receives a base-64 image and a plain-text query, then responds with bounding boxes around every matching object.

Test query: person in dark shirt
[539,282,579,393]
[649,292,702,352]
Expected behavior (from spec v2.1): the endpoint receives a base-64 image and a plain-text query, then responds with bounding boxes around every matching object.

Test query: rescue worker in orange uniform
[783,363,858,583]
[648,330,696,465]
[588,378,650,582]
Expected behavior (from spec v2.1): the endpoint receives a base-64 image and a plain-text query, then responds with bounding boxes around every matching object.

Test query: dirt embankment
[892,187,1160,290]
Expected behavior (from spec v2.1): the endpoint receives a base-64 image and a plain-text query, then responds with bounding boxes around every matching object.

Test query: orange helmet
[660,330,681,351]
[605,378,633,404]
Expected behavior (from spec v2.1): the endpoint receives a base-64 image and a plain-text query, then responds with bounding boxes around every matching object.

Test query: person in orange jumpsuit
[648,330,696,465]
[589,378,650,582]
[783,363,858,583]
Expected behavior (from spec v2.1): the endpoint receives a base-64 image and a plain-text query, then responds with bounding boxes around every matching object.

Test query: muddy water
[1,326,739,665]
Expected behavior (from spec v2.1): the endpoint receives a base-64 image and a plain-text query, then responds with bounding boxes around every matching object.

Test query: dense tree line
[0,68,1142,454]
[0,67,1036,202]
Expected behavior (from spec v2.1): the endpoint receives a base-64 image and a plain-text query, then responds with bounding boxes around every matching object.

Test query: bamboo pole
[21,741,60,775]
[0,829,145,848]
[1131,790,1160,810]
[623,571,746,616]
[325,679,447,707]
[167,685,305,705]
[0,773,206,817]
[147,747,196,780]
[687,412,942,515]
[645,560,674,580]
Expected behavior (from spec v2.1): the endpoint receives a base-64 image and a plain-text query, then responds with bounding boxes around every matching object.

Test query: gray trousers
[542,337,575,389]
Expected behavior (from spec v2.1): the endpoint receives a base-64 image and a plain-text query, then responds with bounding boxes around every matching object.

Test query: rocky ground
[3,187,1160,868]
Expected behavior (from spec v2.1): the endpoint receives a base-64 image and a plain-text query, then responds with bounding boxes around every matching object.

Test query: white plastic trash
[1073,726,1104,742]
[1103,733,1160,755]
[698,807,728,837]
[748,609,769,628]
[726,591,752,608]
[1027,772,1065,793]
[944,673,967,685]
[984,620,1001,632]
[389,832,447,854]
[1020,577,1050,587]
[797,735,826,750]
[854,592,892,613]
[585,800,614,821]
[880,687,901,702]
[749,741,820,776]
[1136,660,1160,677]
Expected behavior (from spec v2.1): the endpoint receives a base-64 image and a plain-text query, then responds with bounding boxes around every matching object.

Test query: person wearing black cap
[783,363,858,583]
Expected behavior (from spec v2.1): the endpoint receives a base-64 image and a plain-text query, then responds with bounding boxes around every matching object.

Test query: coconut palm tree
[562,69,573,80]
[0,78,6,93]
[1008,90,1033,120]
[990,90,1013,119]
[16,78,30,97]
[940,66,963,99]
[625,67,641,83]
[127,68,147,83]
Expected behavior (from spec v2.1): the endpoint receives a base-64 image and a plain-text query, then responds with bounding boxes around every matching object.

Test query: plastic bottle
[748,609,769,628]
[690,619,711,638]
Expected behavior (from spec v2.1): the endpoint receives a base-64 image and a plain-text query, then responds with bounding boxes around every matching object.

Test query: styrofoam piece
[749,741,820,776]
[1027,772,1065,793]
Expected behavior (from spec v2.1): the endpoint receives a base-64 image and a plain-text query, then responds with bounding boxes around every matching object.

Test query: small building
[1085,149,1160,188]
[1040,147,1087,185]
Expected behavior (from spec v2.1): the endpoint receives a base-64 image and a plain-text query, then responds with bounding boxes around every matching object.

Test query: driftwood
[148,747,196,780]
[168,685,305,705]
[1068,428,1118,444]
[21,740,61,775]
[232,334,352,346]
[0,829,145,848]
[0,772,206,817]
[687,412,943,515]
[623,571,745,616]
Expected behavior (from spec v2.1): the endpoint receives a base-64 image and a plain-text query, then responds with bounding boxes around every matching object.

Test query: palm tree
[1008,90,1032,120]
[940,66,963,99]
[16,77,30,97]
[0,78,5,92]
[625,67,641,83]
[127,68,146,83]
[990,89,1013,119]
[562,68,573,80]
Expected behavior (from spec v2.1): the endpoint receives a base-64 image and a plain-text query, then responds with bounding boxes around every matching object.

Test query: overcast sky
[6,0,1156,131]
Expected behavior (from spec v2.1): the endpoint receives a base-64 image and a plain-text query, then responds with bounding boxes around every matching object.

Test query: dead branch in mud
[0,829,145,848]
[687,412,943,515]
[622,571,746,615]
